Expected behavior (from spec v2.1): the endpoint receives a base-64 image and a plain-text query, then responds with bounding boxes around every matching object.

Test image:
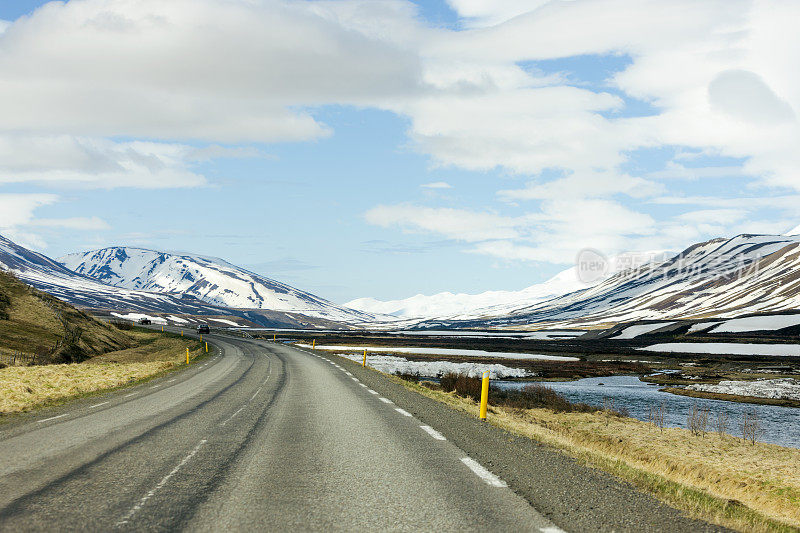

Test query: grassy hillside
[0,269,132,364]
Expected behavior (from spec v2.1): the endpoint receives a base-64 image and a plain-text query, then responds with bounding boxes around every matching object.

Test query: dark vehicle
[197,324,210,334]
[139,318,152,325]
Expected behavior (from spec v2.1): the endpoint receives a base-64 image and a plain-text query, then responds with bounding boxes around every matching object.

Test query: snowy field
[385,330,585,340]
[335,353,530,379]
[687,378,800,401]
[612,322,674,339]
[709,315,800,333]
[640,343,800,357]
[296,343,578,361]
[110,312,167,325]
[209,318,239,326]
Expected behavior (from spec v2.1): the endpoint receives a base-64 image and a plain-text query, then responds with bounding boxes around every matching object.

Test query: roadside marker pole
[362,349,367,367]
[186,347,190,364]
[312,339,316,349]
[205,342,208,353]
[479,370,490,420]
[273,333,276,341]
[181,330,183,337]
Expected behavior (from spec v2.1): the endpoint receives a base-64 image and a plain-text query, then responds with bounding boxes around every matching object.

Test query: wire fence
[0,351,39,366]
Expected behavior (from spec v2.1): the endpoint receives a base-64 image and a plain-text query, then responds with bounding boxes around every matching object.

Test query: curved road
[0,332,726,532]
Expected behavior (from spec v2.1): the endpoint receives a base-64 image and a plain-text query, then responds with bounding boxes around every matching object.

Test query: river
[496,375,800,448]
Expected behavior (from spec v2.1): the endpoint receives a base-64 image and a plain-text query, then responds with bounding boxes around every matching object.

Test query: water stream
[496,375,800,448]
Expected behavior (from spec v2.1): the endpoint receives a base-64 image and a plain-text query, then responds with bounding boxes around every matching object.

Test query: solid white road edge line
[420,425,446,440]
[460,457,507,488]
[395,408,412,417]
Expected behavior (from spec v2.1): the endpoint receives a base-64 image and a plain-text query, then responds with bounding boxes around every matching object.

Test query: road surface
[0,332,726,532]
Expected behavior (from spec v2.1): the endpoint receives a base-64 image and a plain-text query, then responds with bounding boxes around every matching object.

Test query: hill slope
[59,247,379,323]
[0,269,131,363]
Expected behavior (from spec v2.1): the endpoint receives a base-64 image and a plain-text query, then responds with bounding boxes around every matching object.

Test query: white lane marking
[367,389,378,395]
[250,386,263,401]
[540,528,567,533]
[220,406,245,426]
[39,414,67,423]
[379,397,393,404]
[124,393,137,398]
[167,379,176,383]
[420,425,447,440]
[461,457,507,487]
[150,385,161,389]
[116,439,208,526]
[89,401,108,409]
[395,408,412,417]
[344,371,352,376]
[351,377,359,382]
[358,383,368,388]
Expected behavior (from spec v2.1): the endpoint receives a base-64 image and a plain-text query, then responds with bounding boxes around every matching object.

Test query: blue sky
[0,0,799,304]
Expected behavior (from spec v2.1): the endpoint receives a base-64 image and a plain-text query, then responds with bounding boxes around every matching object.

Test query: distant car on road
[139,318,152,325]
[197,324,210,334]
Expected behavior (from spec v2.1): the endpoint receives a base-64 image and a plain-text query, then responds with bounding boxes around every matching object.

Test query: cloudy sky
[0,0,799,303]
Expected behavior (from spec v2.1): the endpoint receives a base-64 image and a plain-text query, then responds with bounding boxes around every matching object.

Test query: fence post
[479,370,490,420]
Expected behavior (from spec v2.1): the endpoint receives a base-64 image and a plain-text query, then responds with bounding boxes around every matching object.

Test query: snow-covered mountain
[0,234,213,314]
[59,247,379,323]
[347,251,670,320]
[422,233,800,329]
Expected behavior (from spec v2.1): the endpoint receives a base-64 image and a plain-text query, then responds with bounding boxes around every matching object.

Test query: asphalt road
[0,332,728,532]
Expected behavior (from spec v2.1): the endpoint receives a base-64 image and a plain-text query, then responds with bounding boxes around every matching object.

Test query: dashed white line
[38,414,67,423]
[379,397,393,404]
[461,457,507,487]
[124,393,137,398]
[420,425,447,440]
[88,401,108,409]
[250,386,263,401]
[351,377,359,382]
[167,379,176,383]
[367,389,379,395]
[220,406,245,426]
[359,383,368,388]
[395,408,412,417]
[344,371,352,376]
[115,439,208,526]
[539,528,567,533]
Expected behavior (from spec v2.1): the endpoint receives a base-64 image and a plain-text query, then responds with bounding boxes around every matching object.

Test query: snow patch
[640,343,800,357]
[687,378,800,400]
[296,343,578,361]
[335,353,530,379]
[612,322,674,339]
[110,312,166,324]
[709,315,800,333]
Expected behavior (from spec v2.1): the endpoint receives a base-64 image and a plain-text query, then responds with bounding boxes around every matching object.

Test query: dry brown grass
[0,361,173,414]
[392,375,800,533]
[0,332,206,414]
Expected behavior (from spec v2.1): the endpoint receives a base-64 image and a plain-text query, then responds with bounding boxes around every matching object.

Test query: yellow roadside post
[479,370,490,420]
[200,334,203,342]
[312,339,316,349]
[362,349,367,367]
[273,333,276,341]
[161,325,164,332]
[186,347,190,364]
[205,342,208,353]
[181,330,183,337]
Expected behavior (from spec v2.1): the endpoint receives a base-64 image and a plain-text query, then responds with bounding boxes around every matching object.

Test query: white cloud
[420,181,453,189]
[365,205,523,242]
[0,0,420,143]
[28,217,111,230]
[0,194,57,228]
[0,136,207,189]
